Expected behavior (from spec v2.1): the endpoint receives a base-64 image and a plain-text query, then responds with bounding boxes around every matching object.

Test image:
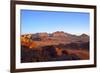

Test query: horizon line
[21,31,89,36]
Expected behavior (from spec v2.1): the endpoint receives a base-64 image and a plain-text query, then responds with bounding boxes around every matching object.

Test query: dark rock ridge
[21,45,81,63]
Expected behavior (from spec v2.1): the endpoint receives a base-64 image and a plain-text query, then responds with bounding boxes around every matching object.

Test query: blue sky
[21,10,90,35]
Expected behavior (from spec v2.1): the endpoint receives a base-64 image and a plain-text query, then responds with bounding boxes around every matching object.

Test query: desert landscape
[21,31,89,63]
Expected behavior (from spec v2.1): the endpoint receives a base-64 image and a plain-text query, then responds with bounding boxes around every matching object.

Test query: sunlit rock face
[52,31,67,37]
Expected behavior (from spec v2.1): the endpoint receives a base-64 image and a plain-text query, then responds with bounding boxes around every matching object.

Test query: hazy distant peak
[80,34,89,37]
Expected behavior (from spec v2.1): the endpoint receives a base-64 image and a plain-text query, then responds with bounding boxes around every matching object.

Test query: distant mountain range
[21,31,89,47]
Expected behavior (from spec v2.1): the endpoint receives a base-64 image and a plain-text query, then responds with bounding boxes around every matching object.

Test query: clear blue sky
[21,10,90,35]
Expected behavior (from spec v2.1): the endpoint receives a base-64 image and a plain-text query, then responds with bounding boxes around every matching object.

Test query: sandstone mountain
[21,31,89,63]
[21,31,89,48]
